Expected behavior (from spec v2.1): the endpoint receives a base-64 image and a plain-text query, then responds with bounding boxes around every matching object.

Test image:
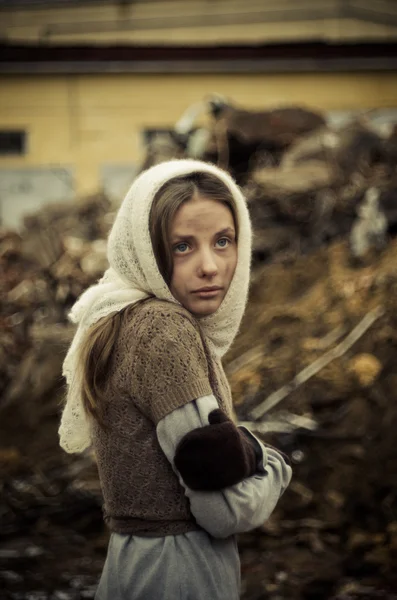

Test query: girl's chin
[187,298,222,317]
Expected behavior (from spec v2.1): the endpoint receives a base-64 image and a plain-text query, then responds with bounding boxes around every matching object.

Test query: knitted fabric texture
[93,298,234,536]
[59,159,252,454]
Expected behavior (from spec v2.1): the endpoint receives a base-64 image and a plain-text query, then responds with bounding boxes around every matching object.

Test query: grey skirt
[95,530,240,600]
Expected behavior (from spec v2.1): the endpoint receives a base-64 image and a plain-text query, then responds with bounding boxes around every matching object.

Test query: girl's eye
[216,238,230,248]
[174,243,190,253]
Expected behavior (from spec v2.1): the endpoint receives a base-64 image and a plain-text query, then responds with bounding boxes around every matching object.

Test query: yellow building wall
[1,71,397,196]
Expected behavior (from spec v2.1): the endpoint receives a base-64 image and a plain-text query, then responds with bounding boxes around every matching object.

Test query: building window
[142,128,174,144]
[0,131,27,156]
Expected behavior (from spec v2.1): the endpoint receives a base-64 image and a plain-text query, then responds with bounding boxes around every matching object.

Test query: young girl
[59,159,292,600]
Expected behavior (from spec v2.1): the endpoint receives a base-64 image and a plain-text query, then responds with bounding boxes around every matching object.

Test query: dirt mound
[226,239,397,599]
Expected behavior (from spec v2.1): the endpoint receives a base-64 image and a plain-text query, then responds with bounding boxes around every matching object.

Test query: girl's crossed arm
[156,395,292,539]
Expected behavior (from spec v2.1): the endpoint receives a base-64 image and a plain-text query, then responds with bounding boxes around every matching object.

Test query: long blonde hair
[78,171,238,425]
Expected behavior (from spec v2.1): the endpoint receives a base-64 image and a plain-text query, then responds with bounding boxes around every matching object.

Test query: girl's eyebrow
[171,227,236,242]
[217,227,235,237]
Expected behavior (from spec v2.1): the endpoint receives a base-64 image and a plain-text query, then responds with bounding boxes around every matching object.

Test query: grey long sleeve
[156,395,292,539]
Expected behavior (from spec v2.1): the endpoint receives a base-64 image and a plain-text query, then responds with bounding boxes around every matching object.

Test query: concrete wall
[0,166,74,230]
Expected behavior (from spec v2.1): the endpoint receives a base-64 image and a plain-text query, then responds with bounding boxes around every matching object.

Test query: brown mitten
[174,408,260,491]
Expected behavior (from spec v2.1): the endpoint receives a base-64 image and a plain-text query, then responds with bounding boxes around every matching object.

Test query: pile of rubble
[0,195,114,599]
[0,194,112,411]
[228,238,397,599]
[1,98,397,599]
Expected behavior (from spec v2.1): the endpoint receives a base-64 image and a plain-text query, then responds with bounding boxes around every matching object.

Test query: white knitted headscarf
[59,159,252,454]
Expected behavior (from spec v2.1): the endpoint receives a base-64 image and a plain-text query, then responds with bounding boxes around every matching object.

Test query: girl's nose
[198,249,218,277]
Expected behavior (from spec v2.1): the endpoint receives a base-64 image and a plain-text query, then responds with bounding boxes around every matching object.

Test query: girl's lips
[193,289,221,298]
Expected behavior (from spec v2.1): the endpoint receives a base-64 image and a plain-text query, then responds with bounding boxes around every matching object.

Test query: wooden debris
[249,306,384,420]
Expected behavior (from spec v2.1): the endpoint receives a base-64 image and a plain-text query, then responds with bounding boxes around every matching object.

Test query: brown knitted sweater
[92,298,234,536]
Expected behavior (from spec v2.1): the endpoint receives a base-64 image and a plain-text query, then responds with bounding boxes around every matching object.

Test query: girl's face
[169,195,237,317]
